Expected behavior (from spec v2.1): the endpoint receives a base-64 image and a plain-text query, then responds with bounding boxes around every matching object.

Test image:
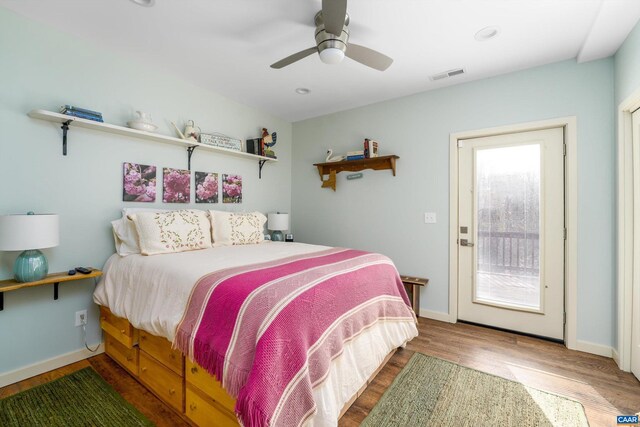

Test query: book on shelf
[347,150,364,156]
[363,139,379,158]
[60,109,104,122]
[60,105,103,117]
[347,154,365,161]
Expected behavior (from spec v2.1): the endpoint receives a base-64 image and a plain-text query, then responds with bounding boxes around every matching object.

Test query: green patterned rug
[0,367,154,427]
[362,353,589,427]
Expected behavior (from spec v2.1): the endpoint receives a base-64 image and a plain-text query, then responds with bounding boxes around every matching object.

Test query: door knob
[460,239,474,247]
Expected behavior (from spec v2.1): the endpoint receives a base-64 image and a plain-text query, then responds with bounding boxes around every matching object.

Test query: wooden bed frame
[99,305,394,426]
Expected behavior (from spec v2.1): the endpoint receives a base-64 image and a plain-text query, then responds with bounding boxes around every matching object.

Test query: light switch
[424,212,437,224]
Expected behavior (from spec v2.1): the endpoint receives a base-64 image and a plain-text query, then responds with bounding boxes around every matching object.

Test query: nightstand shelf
[400,275,429,316]
[0,268,102,311]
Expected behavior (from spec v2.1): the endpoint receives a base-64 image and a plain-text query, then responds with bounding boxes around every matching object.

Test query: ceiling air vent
[429,68,466,81]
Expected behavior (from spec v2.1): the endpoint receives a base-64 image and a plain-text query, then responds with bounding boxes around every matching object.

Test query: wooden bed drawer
[100,306,138,349]
[186,360,236,413]
[105,333,139,375]
[186,384,239,427]
[139,330,184,376]
[140,351,184,412]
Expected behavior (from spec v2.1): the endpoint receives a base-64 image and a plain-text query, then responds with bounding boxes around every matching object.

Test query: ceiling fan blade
[270,47,318,69]
[345,43,393,71]
[322,0,347,36]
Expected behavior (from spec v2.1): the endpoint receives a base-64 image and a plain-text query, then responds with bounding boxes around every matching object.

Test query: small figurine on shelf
[262,128,277,158]
[325,149,345,162]
[170,120,200,142]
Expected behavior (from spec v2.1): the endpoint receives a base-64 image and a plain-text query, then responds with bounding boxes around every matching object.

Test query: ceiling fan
[270,0,393,71]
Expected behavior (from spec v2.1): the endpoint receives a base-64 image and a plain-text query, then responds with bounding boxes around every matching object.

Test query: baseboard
[574,340,613,358]
[612,348,621,367]
[419,308,456,323]
[0,343,104,388]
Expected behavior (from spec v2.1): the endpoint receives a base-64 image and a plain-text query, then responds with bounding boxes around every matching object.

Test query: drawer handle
[126,356,133,362]
[190,403,197,411]
[140,335,146,340]
[141,367,147,372]
[120,329,126,334]
[191,366,198,374]
[169,388,176,395]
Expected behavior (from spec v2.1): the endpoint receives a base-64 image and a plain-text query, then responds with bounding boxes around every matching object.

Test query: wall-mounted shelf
[313,155,399,191]
[28,110,277,178]
[0,268,102,311]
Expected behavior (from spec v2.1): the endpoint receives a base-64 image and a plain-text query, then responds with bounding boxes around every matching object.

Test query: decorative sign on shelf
[199,133,243,151]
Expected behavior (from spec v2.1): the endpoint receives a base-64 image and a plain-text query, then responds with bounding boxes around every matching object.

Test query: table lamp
[0,212,59,282]
[267,212,289,242]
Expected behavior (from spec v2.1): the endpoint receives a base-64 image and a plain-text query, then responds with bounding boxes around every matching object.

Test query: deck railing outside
[477,231,539,276]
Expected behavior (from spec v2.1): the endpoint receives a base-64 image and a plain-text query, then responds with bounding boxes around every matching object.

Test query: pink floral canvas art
[123,162,156,202]
[195,172,218,203]
[163,168,191,203]
[222,174,242,204]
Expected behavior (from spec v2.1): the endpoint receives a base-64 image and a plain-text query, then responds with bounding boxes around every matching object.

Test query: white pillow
[111,208,169,256]
[129,209,212,255]
[209,210,266,246]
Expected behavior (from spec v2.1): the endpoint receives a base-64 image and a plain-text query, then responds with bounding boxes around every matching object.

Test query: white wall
[292,58,616,348]
[0,7,291,374]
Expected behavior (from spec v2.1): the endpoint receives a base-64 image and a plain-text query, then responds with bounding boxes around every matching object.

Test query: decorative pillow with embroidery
[129,209,212,255]
[209,210,266,246]
[112,207,169,256]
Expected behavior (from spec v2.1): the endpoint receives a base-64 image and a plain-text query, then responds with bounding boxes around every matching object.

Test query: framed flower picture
[123,162,156,202]
[195,172,218,203]
[222,174,242,203]
[163,168,191,203]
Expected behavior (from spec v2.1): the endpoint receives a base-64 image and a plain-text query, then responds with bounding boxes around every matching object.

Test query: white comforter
[93,242,417,426]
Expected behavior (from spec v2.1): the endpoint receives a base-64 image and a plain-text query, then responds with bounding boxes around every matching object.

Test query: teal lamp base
[14,249,49,282]
[271,230,284,242]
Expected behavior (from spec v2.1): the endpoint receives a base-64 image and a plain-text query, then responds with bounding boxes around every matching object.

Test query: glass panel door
[475,144,542,311]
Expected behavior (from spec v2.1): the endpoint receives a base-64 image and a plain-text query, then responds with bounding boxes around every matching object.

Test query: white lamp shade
[268,213,289,231]
[0,214,59,251]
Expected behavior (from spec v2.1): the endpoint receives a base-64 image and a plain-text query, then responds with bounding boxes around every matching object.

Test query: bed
[94,239,418,426]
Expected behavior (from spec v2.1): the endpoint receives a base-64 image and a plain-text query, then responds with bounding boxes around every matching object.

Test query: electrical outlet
[75,309,87,327]
[424,212,437,223]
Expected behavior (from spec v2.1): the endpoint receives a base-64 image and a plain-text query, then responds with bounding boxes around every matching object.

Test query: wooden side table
[0,268,102,311]
[400,275,429,316]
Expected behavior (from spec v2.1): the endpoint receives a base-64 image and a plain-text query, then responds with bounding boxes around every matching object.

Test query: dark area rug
[0,367,154,427]
[362,353,589,427]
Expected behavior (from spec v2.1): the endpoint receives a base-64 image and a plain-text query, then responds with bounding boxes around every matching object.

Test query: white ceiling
[2,0,640,122]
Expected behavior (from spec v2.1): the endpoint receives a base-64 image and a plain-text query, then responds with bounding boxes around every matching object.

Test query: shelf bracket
[258,159,267,179]
[0,292,3,311]
[187,146,197,170]
[61,120,72,155]
[54,282,59,300]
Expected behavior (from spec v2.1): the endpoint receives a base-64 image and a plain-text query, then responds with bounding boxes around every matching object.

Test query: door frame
[449,117,578,349]
[616,88,640,371]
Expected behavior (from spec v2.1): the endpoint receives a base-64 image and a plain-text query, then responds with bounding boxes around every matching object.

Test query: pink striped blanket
[174,248,416,427]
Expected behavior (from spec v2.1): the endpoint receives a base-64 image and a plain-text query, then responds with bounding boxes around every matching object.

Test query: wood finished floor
[1,318,639,427]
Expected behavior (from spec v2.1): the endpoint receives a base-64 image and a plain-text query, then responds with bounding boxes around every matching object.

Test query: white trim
[617,87,640,372]
[449,117,578,349]
[0,343,104,388]
[449,133,460,323]
[613,347,621,367]
[419,308,456,323]
[575,340,613,358]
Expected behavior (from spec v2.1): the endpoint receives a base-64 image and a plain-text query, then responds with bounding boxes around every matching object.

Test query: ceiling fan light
[129,0,155,7]
[319,47,345,65]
